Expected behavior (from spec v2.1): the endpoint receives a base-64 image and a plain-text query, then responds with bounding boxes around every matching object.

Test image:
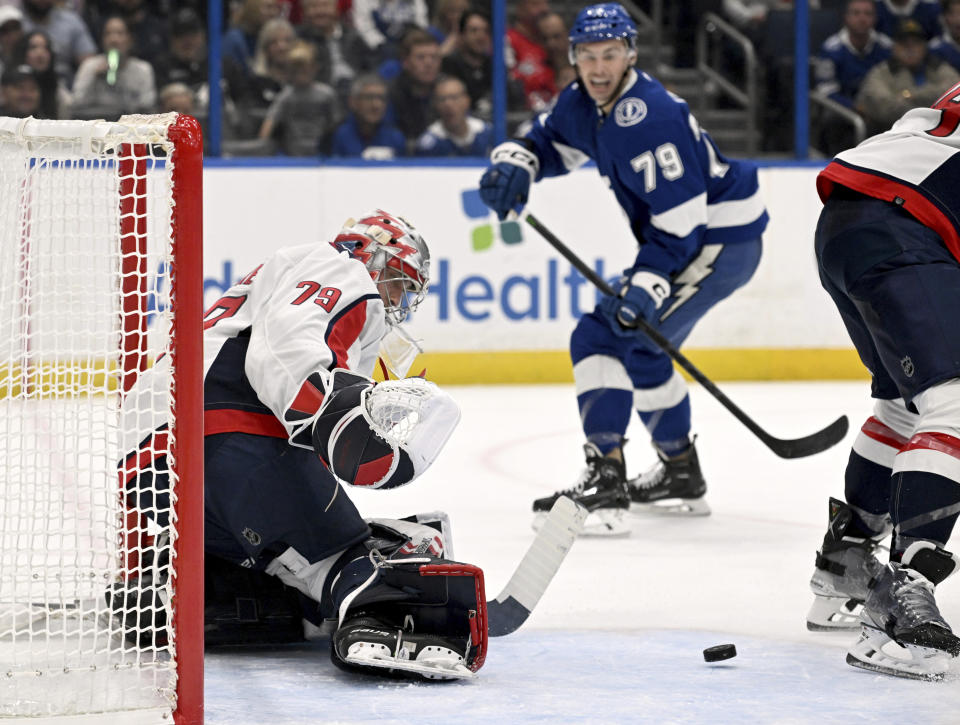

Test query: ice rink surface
[204,381,960,724]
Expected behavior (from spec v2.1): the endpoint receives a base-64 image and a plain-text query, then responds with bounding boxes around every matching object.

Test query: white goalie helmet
[333,210,431,326]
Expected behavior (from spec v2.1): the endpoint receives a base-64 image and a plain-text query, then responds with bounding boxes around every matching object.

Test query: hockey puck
[703,644,737,662]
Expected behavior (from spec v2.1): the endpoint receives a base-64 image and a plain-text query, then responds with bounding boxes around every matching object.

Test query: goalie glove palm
[311,371,460,489]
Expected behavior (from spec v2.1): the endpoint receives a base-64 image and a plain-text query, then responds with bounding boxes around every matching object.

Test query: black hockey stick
[524,212,849,459]
[487,496,587,637]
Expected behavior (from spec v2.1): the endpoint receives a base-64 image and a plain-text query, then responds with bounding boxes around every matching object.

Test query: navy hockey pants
[816,190,960,550]
[815,192,960,406]
[203,433,370,569]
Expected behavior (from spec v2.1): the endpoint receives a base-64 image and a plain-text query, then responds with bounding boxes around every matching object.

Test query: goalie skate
[846,542,960,680]
[628,440,710,516]
[333,615,475,680]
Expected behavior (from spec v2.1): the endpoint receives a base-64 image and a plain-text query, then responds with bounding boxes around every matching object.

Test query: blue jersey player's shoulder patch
[616,72,688,127]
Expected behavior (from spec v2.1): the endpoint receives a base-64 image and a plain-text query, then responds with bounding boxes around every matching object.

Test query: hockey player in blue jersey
[478,3,768,534]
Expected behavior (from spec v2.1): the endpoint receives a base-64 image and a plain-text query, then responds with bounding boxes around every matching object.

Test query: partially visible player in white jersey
[116,210,490,681]
[809,82,960,680]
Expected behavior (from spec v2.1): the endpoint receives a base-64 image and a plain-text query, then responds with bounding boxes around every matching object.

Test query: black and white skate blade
[806,595,863,632]
[846,624,955,681]
[341,639,474,681]
[629,497,711,517]
[532,507,628,537]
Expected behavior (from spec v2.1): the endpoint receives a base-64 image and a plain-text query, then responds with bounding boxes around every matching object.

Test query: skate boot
[332,612,474,681]
[807,497,886,631]
[628,439,709,516]
[847,541,960,680]
[532,442,629,536]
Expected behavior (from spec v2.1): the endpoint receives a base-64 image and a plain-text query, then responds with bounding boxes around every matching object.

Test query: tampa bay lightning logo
[614,98,647,127]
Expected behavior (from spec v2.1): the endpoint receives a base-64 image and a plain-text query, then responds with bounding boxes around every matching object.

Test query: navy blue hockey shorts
[815,191,960,407]
[570,237,762,388]
[203,433,370,569]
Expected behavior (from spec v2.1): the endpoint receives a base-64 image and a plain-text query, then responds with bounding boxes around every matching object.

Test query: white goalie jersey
[817,80,960,263]
[121,242,388,456]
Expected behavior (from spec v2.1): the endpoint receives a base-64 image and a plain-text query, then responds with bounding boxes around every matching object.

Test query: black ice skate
[847,542,960,681]
[332,613,474,680]
[628,439,709,516]
[532,443,629,536]
[807,498,887,631]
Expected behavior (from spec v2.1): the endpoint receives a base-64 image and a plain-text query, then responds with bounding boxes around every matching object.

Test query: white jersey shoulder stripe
[551,140,591,171]
[837,133,960,185]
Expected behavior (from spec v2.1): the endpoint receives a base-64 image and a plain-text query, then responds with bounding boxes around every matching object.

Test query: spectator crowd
[812,0,960,153]
[0,0,580,157]
[3,0,960,157]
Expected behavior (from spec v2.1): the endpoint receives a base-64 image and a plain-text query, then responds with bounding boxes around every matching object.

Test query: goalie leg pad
[332,614,476,680]
[365,514,449,559]
[329,555,487,679]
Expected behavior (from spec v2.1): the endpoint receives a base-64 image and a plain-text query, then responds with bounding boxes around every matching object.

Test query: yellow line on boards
[386,349,871,384]
[1,349,870,398]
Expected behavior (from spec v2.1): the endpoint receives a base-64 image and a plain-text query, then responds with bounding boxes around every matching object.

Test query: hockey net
[0,114,203,724]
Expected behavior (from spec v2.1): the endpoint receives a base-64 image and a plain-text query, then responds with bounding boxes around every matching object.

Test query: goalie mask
[334,210,430,326]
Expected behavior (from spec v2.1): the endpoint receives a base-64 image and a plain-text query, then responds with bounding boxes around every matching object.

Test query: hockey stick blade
[759,414,849,459]
[524,212,850,459]
[487,496,587,637]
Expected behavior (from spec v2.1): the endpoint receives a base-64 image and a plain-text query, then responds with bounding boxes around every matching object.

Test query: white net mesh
[364,378,438,447]
[0,115,185,720]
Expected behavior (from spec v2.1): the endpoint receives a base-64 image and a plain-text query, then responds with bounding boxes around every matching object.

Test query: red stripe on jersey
[119,430,169,485]
[900,432,960,459]
[926,108,960,138]
[354,452,395,486]
[327,301,369,369]
[817,164,960,263]
[861,416,909,450]
[933,81,960,109]
[204,409,288,438]
[289,378,325,417]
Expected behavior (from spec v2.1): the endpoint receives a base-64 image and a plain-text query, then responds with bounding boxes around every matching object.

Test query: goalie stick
[524,212,849,460]
[487,496,587,637]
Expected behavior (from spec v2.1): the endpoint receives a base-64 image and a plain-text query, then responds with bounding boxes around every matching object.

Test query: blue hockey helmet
[568,3,638,64]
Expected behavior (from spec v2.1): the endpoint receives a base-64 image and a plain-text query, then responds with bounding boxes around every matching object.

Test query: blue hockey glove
[479,141,540,221]
[600,269,671,337]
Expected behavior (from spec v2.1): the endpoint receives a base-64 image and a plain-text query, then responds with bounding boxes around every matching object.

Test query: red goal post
[0,113,203,724]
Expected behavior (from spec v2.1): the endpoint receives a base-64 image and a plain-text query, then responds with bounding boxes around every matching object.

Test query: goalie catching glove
[311,370,460,489]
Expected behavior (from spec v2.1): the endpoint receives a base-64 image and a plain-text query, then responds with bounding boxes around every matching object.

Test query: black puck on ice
[703,644,737,662]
